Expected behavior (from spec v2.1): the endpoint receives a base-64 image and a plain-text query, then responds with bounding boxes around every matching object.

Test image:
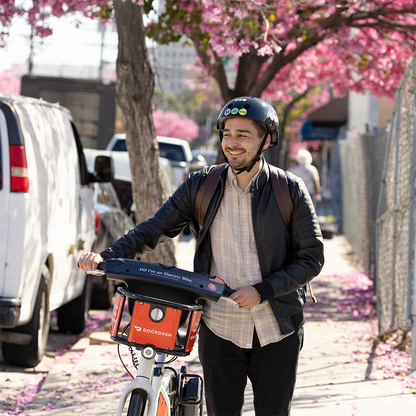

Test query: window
[113,139,127,152]
[96,183,113,206]
[158,143,186,162]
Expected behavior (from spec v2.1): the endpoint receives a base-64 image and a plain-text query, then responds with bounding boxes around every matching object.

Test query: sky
[0,13,120,78]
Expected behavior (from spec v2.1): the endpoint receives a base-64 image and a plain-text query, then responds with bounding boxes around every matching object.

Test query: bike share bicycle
[85,258,237,416]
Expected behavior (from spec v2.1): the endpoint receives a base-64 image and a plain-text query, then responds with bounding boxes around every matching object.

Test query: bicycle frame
[109,287,204,416]
[115,349,173,416]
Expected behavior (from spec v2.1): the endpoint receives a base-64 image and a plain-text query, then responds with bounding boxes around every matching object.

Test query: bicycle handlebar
[84,258,238,306]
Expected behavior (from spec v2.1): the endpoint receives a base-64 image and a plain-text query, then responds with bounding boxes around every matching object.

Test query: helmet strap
[232,131,270,175]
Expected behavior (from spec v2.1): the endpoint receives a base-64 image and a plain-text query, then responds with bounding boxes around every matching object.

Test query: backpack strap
[269,165,293,231]
[269,166,317,303]
[195,163,227,226]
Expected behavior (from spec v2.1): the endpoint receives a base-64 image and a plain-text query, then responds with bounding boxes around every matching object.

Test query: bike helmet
[217,97,279,173]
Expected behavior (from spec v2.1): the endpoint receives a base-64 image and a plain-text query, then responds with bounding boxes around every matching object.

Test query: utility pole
[98,23,106,80]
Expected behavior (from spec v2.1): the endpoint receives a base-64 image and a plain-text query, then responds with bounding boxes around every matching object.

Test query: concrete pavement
[19,234,416,415]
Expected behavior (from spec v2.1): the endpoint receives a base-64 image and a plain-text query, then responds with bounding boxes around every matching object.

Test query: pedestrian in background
[290,149,322,209]
[79,97,324,416]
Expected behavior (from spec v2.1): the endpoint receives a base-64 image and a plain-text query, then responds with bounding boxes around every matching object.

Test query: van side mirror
[91,155,114,183]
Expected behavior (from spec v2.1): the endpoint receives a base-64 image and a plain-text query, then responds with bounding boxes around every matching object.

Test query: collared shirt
[202,163,291,349]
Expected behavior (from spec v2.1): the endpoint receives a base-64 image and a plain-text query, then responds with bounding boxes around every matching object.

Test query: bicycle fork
[115,347,172,416]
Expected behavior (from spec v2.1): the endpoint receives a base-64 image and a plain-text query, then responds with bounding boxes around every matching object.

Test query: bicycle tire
[127,388,147,416]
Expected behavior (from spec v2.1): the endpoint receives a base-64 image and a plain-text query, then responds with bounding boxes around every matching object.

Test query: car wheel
[57,276,92,334]
[2,267,51,367]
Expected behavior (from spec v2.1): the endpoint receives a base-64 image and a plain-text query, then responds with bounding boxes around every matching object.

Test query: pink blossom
[153,110,199,142]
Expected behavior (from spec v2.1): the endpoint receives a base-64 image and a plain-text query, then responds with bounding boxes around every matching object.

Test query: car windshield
[158,143,186,162]
[112,139,127,152]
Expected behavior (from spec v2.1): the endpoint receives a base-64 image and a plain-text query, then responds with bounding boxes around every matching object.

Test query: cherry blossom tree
[153,109,199,142]
[148,0,416,102]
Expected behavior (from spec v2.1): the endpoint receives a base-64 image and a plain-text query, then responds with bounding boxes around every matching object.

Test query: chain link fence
[338,57,416,369]
[338,127,388,278]
[375,58,416,338]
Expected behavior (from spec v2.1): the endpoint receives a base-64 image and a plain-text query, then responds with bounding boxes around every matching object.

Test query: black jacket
[100,162,324,335]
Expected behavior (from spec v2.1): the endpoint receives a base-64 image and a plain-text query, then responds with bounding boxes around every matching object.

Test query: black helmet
[217,97,279,147]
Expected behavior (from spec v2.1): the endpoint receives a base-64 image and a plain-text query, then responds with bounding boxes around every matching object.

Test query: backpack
[194,163,317,303]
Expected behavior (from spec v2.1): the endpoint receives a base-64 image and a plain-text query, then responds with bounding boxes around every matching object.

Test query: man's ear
[262,134,272,151]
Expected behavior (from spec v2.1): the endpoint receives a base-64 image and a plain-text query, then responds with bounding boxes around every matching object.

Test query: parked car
[90,182,135,309]
[191,148,219,166]
[106,134,202,188]
[0,94,112,367]
[83,149,176,219]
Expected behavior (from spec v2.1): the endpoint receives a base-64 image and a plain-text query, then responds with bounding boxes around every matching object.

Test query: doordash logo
[134,326,172,338]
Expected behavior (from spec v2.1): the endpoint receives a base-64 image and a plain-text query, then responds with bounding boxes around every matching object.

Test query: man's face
[222,118,271,171]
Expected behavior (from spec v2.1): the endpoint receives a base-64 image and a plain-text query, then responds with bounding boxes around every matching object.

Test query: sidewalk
[23,234,416,415]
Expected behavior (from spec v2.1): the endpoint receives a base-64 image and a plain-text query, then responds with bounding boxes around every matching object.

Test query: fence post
[411,58,416,373]
[390,88,403,330]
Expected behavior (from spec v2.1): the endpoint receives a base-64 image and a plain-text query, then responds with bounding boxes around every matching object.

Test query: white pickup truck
[106,134,205,188]
[0,94,112,367]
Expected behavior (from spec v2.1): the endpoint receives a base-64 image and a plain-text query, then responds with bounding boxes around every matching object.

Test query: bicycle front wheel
[127,388,147,416]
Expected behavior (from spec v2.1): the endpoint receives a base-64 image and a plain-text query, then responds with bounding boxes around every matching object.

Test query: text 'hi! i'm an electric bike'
[85,258,237,416]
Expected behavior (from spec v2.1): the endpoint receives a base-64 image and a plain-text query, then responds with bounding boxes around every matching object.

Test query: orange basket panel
[185,311,202,353]
[109,292,125,338]
[128,302,181,350]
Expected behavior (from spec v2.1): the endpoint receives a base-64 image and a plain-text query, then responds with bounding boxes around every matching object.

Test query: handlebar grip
[97,261,106,270]
[222,284,236,297]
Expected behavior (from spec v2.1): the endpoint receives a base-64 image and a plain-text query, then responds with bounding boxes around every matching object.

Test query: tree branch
[191,37,231,103]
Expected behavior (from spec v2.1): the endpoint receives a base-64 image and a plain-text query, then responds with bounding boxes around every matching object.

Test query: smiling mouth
[227,149,244,156]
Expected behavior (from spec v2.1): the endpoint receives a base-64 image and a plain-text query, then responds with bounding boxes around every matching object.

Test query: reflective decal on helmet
[239,108,247,115]
[231,108,239,115]
[265,118,275,129]
[224,109,231,116]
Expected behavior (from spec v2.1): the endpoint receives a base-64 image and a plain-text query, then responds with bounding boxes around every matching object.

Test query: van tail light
[94,212,101,231]
[10,145,29,192]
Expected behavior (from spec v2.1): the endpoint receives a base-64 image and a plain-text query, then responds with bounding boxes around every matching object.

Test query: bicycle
[85,257,237,416]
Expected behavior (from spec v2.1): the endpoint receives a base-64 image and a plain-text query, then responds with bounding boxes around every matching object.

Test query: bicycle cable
[117,322,136,379]
[156,355,178,365]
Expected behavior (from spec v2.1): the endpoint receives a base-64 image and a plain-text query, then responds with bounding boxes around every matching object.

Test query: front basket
[109,287,203,356]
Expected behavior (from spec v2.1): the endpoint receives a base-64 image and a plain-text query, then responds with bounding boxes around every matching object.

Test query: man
[79,97,324,416]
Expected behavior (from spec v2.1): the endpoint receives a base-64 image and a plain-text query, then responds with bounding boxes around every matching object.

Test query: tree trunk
[113,0,176,266]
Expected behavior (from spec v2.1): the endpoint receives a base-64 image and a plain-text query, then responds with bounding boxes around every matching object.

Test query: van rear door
[0,108,10,294]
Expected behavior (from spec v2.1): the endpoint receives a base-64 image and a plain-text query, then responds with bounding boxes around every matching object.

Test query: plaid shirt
[202,163,292,349]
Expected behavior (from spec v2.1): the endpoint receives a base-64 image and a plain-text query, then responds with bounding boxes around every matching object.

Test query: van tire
[2,268,51,367]
[57,276,91,334]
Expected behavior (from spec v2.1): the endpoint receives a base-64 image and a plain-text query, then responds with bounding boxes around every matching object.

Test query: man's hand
[78,252,104,275]
[230,286,261,309]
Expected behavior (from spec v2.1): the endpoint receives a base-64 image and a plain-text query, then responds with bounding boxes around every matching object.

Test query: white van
[106,134,196,188]
[0,94,112,367]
